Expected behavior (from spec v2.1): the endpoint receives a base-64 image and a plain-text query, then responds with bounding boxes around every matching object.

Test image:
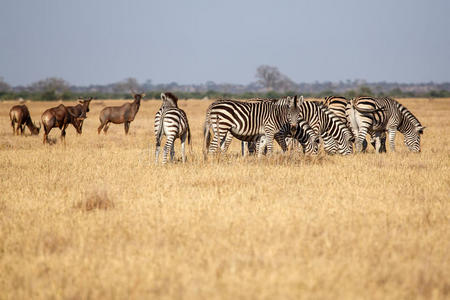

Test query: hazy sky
[1,0,449,86]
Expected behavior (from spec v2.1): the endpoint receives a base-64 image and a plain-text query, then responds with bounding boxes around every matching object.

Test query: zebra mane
[319,103,353,136]
[214,97,290,106]
[394,99,423,129]
[162,92,179,108]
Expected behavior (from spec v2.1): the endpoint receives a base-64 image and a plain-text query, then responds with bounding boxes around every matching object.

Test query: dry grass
[0,98,449,299]
[74,190,115,212]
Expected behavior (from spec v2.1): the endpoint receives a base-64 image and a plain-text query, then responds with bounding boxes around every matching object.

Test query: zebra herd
[154,92,425,163]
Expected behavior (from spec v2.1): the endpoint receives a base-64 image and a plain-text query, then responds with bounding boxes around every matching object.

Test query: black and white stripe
[155,92,191,163]
[297,101,354,155]
[324,96,387,153]
[203,96,304,157]
[244,119,320,156]
[348,96,425,152]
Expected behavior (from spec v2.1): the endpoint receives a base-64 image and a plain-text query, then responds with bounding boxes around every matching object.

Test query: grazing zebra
[154,92,191,163]
[348,96,425,152]
[297,101,354,155]
[238,119,320,156]
[203,96,304,158]
[324,96,387,153]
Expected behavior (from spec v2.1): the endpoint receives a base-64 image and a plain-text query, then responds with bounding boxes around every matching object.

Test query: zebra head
[287,95,304,136]
[404,125,426,152]
[295,120,320,155]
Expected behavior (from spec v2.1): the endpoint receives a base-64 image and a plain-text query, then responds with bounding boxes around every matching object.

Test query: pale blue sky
[0,0,449,86]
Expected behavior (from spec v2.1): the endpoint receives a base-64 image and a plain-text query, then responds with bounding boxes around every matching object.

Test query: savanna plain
[0,98,449,299]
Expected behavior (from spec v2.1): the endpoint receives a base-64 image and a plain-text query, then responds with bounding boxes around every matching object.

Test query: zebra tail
[203,119,211,159]
[354,106,386,114]
[187,122,191,145]
[156,112,164,144]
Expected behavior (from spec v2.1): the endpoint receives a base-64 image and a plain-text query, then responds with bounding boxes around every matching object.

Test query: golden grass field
[0,97,449,299]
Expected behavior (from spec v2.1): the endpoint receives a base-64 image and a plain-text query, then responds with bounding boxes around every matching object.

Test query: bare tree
[255,65,297,92]
[256,65,282,91]
[112,77,140,94]
[30,77,69,93]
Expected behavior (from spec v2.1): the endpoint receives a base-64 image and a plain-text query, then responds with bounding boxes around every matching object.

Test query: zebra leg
[274,133,288,152]
[170,142,175,162]
[181,134,187,163]
[221,132,233,153]
[248,141,258,155]
[162,136,175,164]
[257,137,267,157]
[241,141,247,156]
[262,132,274,156]
[209,126,221,153]
[355,126,369,153]
[155,136,161,163]
[380,132,387,153]
[362,139,368,152]
[388,128,397,152]
[374,136,381,153]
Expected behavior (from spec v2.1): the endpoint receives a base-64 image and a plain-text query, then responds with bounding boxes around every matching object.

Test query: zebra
[238,118,320,156]
[324,96,387,153]
[154,92,191,163]
[215,99,320,156]
[203,96,305,158]
[297,101,354,155]
[348,96,425,152]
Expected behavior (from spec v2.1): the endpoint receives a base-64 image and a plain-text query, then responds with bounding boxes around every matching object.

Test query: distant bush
[1,89,450,101]
[40,90,58,101]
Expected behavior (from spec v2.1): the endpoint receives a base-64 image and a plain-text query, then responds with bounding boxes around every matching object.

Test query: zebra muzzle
[290,125,297,136]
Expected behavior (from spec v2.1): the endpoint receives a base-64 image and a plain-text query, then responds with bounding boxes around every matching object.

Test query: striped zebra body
[324,96,387,153]
[298,101,354,155]
[203,96,304,157]
[284,119,320,154]
[155,93,191,163]
[349,96,425,152]
[242,119,320,156]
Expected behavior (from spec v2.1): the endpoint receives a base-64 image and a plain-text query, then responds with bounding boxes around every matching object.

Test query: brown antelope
[97,92,144,135]
[41,104,87,144]
[9,105,41,135]
[67,97,93,133]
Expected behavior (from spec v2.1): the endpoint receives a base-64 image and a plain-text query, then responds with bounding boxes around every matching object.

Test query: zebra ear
[160,93,166,101]
[298,95,304,107]
[287,96,294,107]
[416,126,426,134]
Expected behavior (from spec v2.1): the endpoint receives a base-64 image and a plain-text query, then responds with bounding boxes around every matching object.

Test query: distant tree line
[1,67,450,101]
